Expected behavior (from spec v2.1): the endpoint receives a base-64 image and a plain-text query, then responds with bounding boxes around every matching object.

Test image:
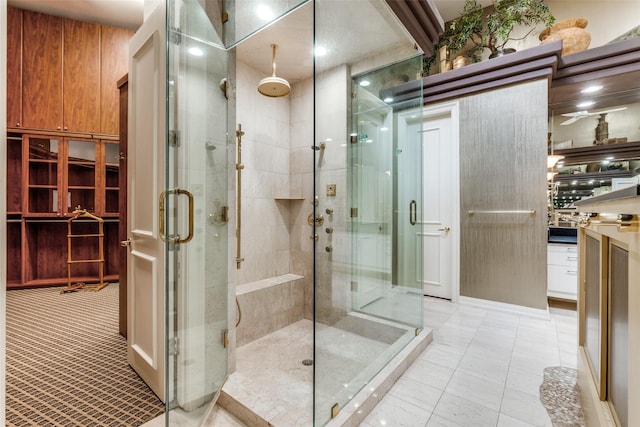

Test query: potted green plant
[426,0,554,71]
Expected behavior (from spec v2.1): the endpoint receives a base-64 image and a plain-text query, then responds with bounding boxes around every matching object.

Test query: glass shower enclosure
[130,0,425,425]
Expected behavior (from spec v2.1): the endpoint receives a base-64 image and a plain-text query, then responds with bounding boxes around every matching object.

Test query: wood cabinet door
[22,10,62,130]
[7,6,22,128]
[100,25,133,135]
[63,19,100,133]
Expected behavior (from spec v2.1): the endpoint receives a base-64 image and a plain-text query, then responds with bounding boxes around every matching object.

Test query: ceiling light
[383,97,393,103]
[256,4,274,21]
[359,80,371,87]
[606,156,614,160]
[602,160,610,165]
[314,46,327,57]
[188,47,203,56]
[577,101,595,108]
[380,127,389,131]
[581,85,603,94]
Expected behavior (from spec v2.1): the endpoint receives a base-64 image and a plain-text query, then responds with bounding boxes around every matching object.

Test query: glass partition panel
[314,0,423,424]
[165,0,229,423]
[222,0,308,47]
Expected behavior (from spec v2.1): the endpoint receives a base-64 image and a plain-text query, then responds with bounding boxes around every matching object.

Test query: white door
[420,106,459,299]
[125,5,166,401]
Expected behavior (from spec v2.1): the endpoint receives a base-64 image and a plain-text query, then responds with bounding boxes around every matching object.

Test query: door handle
[438,227,451,233]
[120,238,132,248]
[409,200,417,225]
[159,188,195,243]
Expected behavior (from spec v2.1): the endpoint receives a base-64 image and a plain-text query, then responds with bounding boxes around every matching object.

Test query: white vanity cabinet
[547,243,578,301]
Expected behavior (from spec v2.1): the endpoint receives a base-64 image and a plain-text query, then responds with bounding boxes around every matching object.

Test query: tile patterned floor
[361,297,578,427]
[149,297,577,426]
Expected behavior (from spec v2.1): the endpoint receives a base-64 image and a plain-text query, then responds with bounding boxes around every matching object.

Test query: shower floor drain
[302,359,313,366]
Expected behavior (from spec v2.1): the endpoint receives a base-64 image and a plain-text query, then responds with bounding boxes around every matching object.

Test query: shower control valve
[307,213,324,226]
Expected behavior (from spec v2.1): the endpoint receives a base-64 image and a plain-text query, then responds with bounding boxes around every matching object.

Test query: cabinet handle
[567,256,578,261]
[57,126,61,130]
[64,127,68,131]
[567,270,577,275]
[16,122,20,127]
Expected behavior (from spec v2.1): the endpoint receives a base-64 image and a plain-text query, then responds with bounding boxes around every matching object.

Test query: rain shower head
[258,44,290,97]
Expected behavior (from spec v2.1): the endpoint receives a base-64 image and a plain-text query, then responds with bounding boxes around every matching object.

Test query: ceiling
[6,0,476,31]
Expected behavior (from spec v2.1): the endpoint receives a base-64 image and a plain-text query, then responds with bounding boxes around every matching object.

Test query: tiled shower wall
[235,60,294,284]
[234,60,315,321]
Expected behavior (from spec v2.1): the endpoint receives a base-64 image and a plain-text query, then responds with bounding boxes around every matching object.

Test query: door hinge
[169,336,179,356]
[169,130,180,147]
[350,208,358,218]
[222,11,229,23]
[223,329,229,348]
[221,206,229,222]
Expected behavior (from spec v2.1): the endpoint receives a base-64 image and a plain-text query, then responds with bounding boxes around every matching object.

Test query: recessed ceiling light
[581,85,603,94]
[380,127,389,132]
[606,156,614,160]
[577,101,595,108]
[359,80,371,87]
[256,4,274,21]
[188,47,204,57]
[314,46,327,57]
[383,97,393,103]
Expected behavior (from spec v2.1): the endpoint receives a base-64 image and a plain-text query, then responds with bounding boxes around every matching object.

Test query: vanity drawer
[547,264,578,300]
[548,244,578,266]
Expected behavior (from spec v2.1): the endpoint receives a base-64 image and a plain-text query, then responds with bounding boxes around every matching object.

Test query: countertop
[574,185,640,214]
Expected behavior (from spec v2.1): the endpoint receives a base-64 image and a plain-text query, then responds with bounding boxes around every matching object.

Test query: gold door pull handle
[121,239,132,247]
[438,227,451,233]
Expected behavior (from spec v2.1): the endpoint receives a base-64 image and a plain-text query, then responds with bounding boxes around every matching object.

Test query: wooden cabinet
[101,26,134,135]
[8,133,121,289]
[6,7,22,128]
[63,19,101,133]
[22,10,63,130]
[577,209,639,427]
[5,8,131,290]
[21,134,120,217]
[8,7,133,135]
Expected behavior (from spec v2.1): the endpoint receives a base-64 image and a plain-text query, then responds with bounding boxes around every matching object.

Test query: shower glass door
[165,0,229,422]
[314,0,424,423]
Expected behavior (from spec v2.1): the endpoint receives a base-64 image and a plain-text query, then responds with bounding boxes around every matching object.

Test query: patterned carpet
[5,284,165,426]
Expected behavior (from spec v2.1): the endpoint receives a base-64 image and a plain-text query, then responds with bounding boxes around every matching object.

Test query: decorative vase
[489,48,516,59]
[539,18,591,56]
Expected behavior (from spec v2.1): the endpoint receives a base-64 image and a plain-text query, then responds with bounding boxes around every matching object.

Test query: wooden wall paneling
[63,19,101,133]
[7,6,22,128]
[22,10,63,130]
[100,26,133,135]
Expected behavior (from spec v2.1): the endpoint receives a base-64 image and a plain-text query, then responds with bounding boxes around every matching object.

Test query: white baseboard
[459,296,550,319]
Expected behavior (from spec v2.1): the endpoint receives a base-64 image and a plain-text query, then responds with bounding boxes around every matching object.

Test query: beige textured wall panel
[459,79,549,310]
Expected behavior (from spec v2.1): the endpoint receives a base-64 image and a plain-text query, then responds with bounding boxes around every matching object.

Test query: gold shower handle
[159,188,195,243]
